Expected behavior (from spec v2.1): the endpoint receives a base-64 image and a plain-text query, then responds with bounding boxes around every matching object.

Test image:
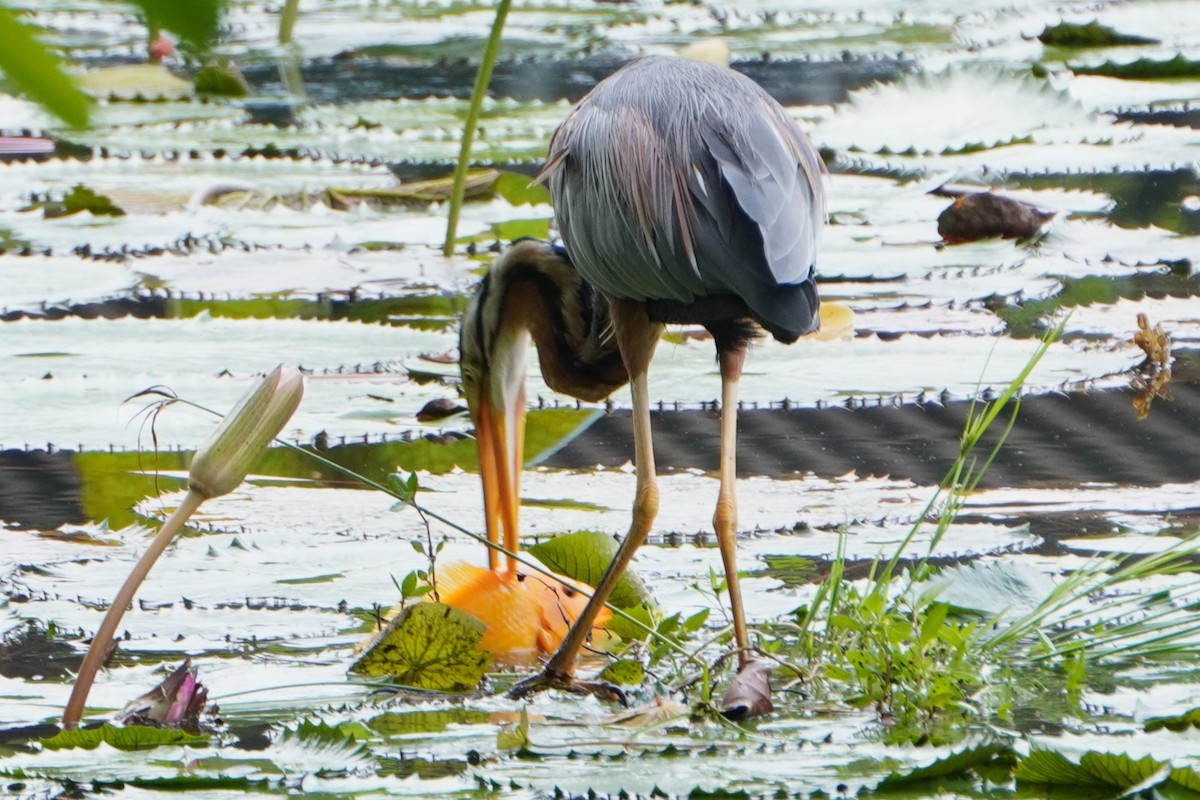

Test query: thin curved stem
[62,488,206,728]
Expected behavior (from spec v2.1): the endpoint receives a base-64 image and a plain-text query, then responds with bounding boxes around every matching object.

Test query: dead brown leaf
[720,659,774,721]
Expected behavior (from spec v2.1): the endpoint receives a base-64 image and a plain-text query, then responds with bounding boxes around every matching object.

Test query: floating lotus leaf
[350,602,490,691]
[528,530,652,609]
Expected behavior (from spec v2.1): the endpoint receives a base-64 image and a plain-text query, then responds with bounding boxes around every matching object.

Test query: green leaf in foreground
[123,0,223,50]
[0,6,90,128]
[528,530,652,609]
[41,724,208,751]
[349,602,490,691]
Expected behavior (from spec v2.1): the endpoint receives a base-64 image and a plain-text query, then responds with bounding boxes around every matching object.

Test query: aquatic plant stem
[442,0,511,256]
[62,489,205,729]
[278,0,300,45]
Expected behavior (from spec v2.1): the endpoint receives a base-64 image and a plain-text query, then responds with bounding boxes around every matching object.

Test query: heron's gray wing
[693,89,824,288]
[545,100,702,304]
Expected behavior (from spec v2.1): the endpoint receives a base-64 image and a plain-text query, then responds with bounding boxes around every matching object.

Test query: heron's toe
[506,670,628,706]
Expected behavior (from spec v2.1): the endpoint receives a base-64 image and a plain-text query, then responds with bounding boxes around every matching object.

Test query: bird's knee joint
[713,501,737,535]
[634,484,659,519]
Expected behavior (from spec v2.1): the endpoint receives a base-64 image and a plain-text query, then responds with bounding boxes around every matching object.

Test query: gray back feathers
[541,56,824,340]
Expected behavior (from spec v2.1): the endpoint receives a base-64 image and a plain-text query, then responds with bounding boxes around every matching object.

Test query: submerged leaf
[1146,708,1200,733]
[80,64,192,100]
[528,530,651,609]
[194,63,249,97]
[350,602,490,691]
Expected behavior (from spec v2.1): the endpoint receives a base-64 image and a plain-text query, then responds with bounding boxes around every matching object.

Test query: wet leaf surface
[527,530,651,609]
[350,602,490,691]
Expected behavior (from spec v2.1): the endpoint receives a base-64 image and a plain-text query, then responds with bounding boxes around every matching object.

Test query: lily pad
[528,530,652,609]
[349,602,490,691]
[80,64,192,101]
[41,724,209,751]
[924,559,1058,621]
[1039,21,1159,49]
[1072,53,1200,80]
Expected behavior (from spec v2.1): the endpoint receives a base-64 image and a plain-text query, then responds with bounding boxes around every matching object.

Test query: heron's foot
[507,669,628,706]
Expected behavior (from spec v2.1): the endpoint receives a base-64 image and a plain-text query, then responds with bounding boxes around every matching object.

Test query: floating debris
[937,191,1054,243]
[1132,312,1173,419]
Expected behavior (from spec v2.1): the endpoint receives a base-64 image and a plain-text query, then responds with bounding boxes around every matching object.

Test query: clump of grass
[781,317,1200,743]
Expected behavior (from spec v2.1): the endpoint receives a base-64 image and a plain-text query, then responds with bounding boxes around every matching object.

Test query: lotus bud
[188,365,304,500]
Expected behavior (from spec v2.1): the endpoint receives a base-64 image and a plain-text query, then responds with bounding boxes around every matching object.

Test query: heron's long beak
[474,383,525,573]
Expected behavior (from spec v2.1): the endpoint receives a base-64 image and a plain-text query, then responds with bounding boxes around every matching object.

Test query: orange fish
[436,561,612,664]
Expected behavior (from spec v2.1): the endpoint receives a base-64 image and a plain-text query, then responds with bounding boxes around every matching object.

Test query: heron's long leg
[714,345,750,668]
[513,300,662,690]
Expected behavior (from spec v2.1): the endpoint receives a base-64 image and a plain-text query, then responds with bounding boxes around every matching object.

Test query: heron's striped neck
[465,240,627,403]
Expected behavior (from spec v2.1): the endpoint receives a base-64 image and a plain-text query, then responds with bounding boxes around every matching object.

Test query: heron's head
[460,240,628,569]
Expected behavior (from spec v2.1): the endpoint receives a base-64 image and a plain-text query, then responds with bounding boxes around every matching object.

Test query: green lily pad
[41,724,209,751]
[27,184,126,218]
[528,530,652,609]
[926,558,1057,620]
[80,64,193,101]
[349,602,491,691]
[1038,20,1158,49]
[1016,747,1169,790]
[1147,708,1200,732]
[1072,53,1200,80]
